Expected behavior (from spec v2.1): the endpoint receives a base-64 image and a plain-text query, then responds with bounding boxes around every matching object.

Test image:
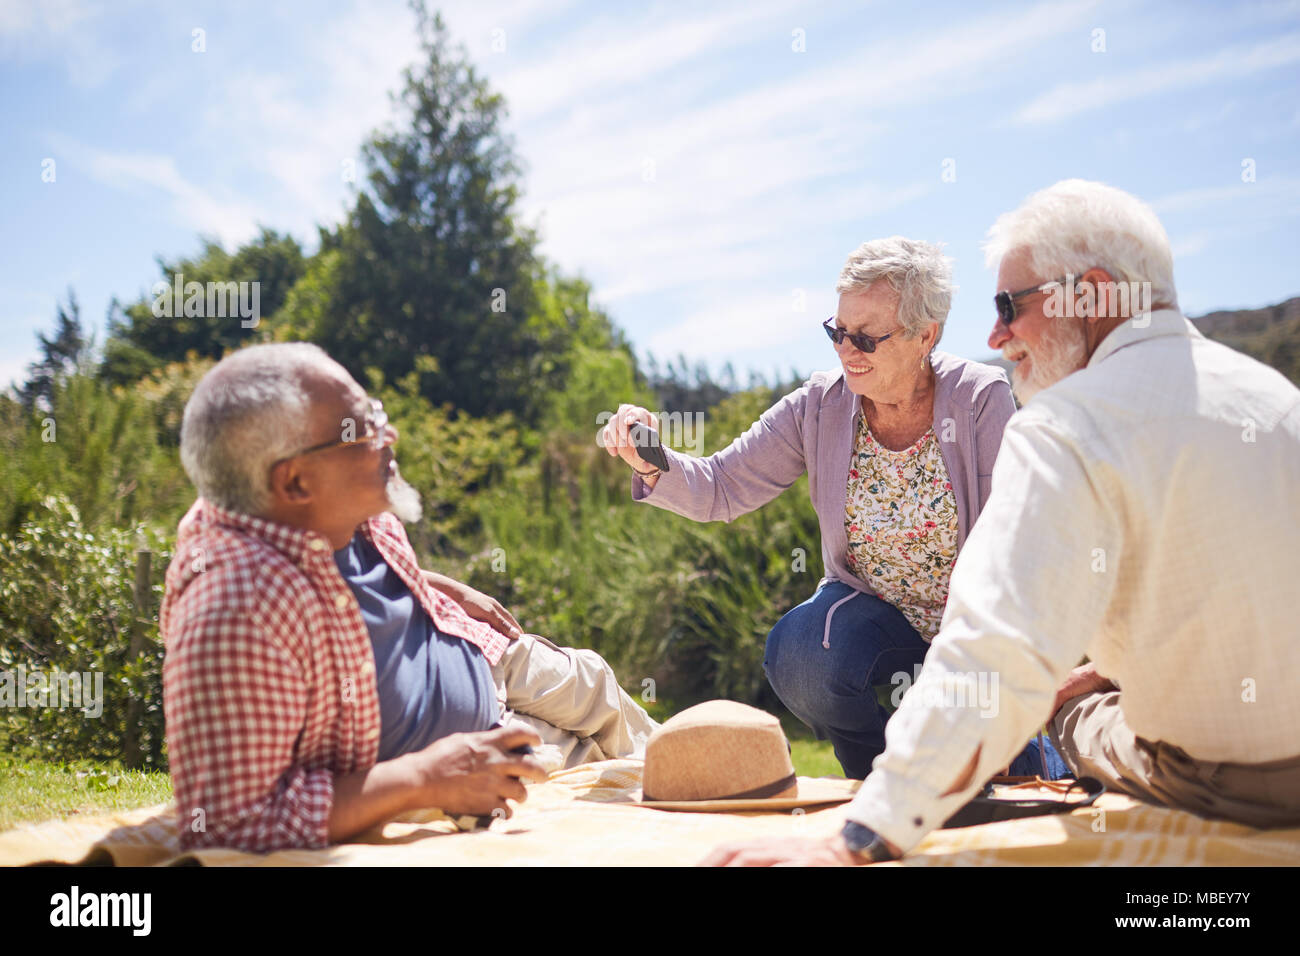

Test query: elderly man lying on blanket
[708,179,1300,866]
[161,343,657,853]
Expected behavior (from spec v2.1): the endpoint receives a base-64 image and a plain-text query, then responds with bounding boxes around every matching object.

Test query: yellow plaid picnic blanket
[2,761,1297,866]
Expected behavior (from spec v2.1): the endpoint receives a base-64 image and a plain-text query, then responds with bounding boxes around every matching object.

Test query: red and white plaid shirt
[160,499,510,853]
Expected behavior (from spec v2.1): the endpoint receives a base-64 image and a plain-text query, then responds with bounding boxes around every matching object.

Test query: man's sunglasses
[823,317,903,354]
[279,398,389,462]
[994,276,1073,327]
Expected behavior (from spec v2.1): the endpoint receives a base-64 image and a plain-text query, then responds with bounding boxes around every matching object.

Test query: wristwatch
[840,821,899,863]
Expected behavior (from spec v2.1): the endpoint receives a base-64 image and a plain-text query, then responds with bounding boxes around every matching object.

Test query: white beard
[1010,319,1088,405]
[384,472,424,524]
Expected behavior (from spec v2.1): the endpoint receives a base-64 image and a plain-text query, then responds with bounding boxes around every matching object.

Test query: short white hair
[180,343,345,516]
[983,179,1178,310]
[836,237,954,343]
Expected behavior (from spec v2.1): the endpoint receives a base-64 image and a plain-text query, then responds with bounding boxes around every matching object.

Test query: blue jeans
[764,581,1070,780]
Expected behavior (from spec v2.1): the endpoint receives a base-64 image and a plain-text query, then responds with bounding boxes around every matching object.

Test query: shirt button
[335,593,351,608]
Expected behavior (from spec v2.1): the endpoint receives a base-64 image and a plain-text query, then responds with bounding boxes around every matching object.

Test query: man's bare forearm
[422,569,461,593]
[325,728,547,844]
[327,754,423,843]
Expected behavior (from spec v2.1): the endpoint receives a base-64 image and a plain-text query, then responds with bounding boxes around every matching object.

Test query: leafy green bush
[0,496,169,768]
[0,371,193,536]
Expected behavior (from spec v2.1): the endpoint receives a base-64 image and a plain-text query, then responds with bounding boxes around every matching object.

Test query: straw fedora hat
[637,700,859,811]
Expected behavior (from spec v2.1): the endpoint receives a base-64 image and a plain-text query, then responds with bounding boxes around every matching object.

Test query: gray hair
[180,342,344,516]
[836,237,954,344]
[983,179,1178,311]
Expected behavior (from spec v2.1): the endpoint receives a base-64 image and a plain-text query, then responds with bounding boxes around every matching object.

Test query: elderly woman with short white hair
[604,237,1066,780]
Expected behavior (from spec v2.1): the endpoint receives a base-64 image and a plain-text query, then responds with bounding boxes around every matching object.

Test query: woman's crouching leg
[764,583,928,779]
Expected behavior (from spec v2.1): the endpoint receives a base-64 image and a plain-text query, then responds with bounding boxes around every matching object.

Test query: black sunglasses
[823,317,902,353]
[994,276,1073,327]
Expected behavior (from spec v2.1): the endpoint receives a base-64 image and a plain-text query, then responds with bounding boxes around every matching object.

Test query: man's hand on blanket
[413,726,547,818]
[700,834,880,867]
[422,570,523,639]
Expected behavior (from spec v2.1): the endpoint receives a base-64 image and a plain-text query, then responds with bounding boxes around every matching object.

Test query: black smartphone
[629,422,670,473]
[454,740,536,831]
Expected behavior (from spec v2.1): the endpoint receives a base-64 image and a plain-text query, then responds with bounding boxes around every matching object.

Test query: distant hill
[981,296,1300,386]
[1192,297,1300,384]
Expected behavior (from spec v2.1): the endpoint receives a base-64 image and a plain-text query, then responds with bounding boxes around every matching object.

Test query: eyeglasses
[994,276,1071,327]
[823,317,903,353]
[279,398,389,462]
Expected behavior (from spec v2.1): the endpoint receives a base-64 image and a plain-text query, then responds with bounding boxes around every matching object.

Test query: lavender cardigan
[633,350,1016,631]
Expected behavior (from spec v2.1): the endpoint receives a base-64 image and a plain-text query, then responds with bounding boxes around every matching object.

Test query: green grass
[0,754,173,832]
[789,737,841,777]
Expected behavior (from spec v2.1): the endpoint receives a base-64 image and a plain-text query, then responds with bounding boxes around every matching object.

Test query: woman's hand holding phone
[601,404,667,485]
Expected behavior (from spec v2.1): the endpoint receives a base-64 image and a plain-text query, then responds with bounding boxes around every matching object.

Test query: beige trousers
[490,633,660,771]
[1050,690,1300,829]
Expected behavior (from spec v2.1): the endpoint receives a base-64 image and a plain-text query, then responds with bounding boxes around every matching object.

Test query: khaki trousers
[1050,690,1300,829]
[490,633,660,771]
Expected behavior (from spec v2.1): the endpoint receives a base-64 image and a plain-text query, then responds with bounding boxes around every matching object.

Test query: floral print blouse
[844,413,959,641]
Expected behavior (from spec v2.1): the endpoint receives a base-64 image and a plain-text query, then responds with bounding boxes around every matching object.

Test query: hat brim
[633,775,860,812]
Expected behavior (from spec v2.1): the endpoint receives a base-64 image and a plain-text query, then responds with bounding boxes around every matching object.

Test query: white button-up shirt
[847,308,1300,854]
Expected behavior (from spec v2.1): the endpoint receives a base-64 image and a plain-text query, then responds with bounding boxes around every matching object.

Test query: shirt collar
[183,498,363,567]
[1087,308,1202,369]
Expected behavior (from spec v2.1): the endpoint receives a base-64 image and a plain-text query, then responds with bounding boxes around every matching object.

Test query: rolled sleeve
[845,408,1123,854]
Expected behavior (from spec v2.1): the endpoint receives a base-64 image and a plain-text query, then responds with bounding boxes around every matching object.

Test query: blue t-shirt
[334,534,499,761]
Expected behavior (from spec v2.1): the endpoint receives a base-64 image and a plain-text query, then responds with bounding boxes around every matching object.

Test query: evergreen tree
[19,289,88,411]
[285,2,567,422]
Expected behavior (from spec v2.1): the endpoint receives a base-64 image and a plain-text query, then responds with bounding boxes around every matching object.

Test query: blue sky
[3,0,1299,391]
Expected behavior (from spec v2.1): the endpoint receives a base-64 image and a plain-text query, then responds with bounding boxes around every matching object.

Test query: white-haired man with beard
[162,343,656,853]
[706,179,1300,866]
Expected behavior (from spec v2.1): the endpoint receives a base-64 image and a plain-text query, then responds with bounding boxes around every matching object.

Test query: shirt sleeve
[631,380,811,522]
[164,601,334,854]
[843,406,1124,854]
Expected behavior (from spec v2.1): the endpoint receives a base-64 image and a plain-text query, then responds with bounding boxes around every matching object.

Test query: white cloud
[1013,32,1300,125]
[638,180,931,353]
[172,0,580,245]
[500,0,1095,316]
[1150,176,1300,214]
[1153,178,1300,258]
[72,144,263,247]
[493,0,790,120]
[1170,231,1212,258]
[644,288,825,361]
[0,0,122,87]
